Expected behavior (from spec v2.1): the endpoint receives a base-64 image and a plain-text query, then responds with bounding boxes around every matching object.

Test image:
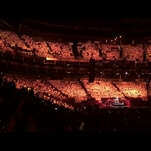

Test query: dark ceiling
[1,19,151,41]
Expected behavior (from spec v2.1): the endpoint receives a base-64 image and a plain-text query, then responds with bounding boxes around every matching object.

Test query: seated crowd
[0,30,151,62]
[1,75,151,132]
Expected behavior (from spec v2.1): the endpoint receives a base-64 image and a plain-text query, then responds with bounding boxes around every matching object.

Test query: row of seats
[0,30,151,62]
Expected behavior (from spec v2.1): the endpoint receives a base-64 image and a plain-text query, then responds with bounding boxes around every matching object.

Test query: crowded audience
[1,28,151,133]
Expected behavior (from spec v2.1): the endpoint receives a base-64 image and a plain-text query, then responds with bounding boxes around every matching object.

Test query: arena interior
[1,19,151,132]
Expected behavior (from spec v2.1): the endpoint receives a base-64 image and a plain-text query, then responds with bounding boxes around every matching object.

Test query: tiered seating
[122,44,143,61]
[115,81,147,100]
[49,80,87,102]
[0,29,147,62]
[82,79,124,100]
[102,44,120,60]
[2,76,73,110]
[79,41,102,60]
[146,45,151,61]
[47,42,74,59]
